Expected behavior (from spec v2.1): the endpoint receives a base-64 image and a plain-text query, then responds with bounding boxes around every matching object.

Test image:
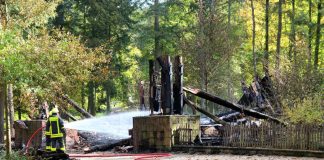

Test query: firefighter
[45,103,54,152]
[46,106,66,152]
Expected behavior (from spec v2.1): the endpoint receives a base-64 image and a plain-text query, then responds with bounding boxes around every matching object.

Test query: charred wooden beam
[173,56,183,114]
[184,96,228,126]
[64,110,77,121]
[84,138,130,153]
[37,150,69,160]
[260,75,282,114]
[59,94,93,118]
[157,55,173,115]
[183,96,197,115]
[183,87,286,125]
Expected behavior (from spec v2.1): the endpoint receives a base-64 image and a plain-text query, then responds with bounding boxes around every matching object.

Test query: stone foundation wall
[14,120,46,149]
[132,115,200,151]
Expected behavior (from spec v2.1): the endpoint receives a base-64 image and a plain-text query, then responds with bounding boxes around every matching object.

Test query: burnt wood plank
[183,87,286,125]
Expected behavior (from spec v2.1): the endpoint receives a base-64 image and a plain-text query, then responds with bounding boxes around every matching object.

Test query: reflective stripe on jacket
[47,115,64,138]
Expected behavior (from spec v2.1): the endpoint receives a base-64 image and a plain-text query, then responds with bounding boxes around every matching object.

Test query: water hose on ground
[26,126,172,159]
[69,153,172,159]
[25,125,46,155]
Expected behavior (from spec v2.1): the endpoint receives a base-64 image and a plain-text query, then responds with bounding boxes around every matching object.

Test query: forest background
[0,0,323,144]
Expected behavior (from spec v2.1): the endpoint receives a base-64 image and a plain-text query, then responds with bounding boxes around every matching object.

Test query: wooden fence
[222,122,324,151]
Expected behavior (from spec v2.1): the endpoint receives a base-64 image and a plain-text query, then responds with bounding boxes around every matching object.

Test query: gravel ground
[161,153,324,160]
[73,153,324,160]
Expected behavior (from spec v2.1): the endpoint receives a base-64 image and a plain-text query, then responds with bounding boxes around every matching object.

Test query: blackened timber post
[173,56,183,114]
[149,60,154,114]
[157,55,173,115]
[149,60,159,113]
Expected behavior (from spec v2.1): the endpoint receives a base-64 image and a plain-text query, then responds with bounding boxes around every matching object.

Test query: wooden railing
[222,122,324,151]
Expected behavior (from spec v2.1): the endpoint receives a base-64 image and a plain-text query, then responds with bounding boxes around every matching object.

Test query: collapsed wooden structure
[149,55,285,125]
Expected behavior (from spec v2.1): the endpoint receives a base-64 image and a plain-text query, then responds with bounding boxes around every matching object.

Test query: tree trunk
[288,0,296,64]
[18,106,21,120]
[0,83,5,143]
[154,0,160,58]
[105,80,112,113]
[88,81,96,116]
[198,0,206,109]
[81,83,85,109]
[94,86,97,112]
[227,0,233,102]
[264,0,270,76]
[0,0,7,145]
[4,84,11,157]
[228,0,231,25]
[106,94,111,113]
[275,0,283,77]
[7,84,14,138]
[314,0,321,70]
[104,79,113,114]
[251,0,257,77]
[308,0,312,71]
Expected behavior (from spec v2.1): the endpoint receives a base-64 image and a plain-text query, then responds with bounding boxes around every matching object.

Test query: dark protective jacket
[46,114,65,138]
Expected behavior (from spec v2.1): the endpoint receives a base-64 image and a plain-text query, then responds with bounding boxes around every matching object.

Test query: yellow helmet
[51,107,59,114]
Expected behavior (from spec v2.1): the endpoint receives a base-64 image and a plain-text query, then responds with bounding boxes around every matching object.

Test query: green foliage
[0,150,31,160]
[0,29,105,95]
[284,94,324,124]
[0,0,321,117]
[0,0,106,118]
[7,0,61,29]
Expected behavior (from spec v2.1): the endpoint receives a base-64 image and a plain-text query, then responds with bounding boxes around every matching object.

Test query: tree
[0,0,105,125]
[227,0,233,101]
[0,0,7,148]
[197,0,207,109]
[264,0,270,76]
[314,0,322,70]
[4,84,11,158]
[0,84,4,144]
[88,81,95,116]
[288,0,296,64]
[154,0,161,58]
[250,0,256,77]
[275,0,283,78]
[307,0,312,71]
[7,84,14,138]
[57,0,137,112]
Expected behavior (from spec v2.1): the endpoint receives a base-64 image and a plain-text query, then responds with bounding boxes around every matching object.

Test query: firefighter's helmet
[51,107,59,114]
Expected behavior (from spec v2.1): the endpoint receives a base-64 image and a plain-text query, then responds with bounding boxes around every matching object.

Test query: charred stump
[157,55,173,115]
[173,56,183,114]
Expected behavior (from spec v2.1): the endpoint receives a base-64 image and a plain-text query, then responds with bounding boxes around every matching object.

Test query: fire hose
[25,126,172,159]
[69,153,172,160]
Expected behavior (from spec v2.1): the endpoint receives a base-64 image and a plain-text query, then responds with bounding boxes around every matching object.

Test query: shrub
[284,94,324,124]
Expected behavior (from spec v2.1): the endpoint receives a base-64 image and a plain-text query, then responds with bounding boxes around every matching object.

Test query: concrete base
[132,115,200,151]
